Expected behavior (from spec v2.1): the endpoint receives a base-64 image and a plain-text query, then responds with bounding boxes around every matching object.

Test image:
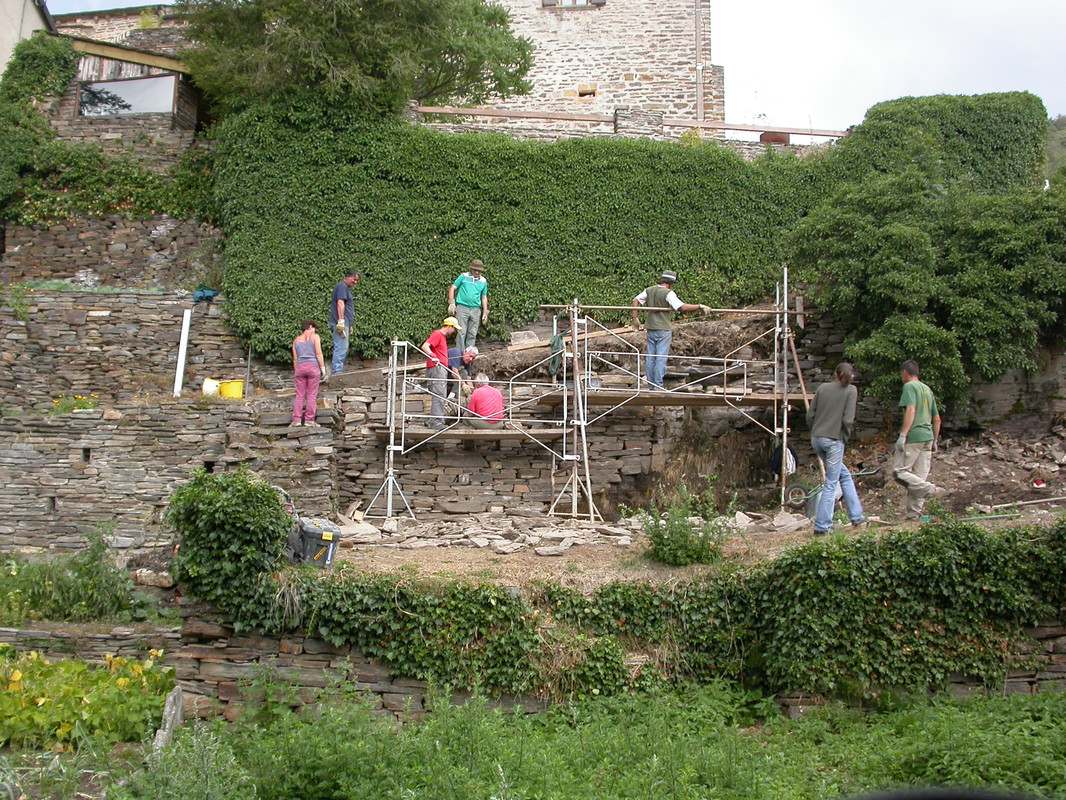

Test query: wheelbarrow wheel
[786,485,809,510]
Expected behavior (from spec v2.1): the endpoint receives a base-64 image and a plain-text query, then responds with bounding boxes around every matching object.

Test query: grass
[92,682,1066,800]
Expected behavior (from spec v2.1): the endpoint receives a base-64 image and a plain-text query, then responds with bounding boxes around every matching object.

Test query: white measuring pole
[173,308,192,397]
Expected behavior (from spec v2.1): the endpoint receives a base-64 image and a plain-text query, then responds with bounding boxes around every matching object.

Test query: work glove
[894,433,907,453]
[447,302,456,316]
[481,309,489,324]
[320,367,327,380]
[335,320,348,338]
[699,304,712,315]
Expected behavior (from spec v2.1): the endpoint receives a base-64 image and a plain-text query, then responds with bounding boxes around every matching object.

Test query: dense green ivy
[211,92,1048,366]
[213,516,1065,700]
[212,106,846,362]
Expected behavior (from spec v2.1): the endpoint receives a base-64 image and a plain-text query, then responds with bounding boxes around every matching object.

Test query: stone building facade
[493,0,723,122]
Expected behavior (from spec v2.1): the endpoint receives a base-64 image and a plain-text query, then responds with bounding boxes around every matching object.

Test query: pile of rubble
[335,514,639,556]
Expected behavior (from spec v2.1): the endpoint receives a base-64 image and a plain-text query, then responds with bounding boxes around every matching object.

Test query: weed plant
[0,528,159,625]
[642,482,729,566]
[108,682,1066,800]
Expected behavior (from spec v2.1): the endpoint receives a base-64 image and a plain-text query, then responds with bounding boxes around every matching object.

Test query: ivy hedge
[210,92,1047,365]
[167,470,1066,700]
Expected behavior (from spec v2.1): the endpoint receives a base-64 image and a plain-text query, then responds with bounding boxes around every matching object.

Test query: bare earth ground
[334,413,1066,590]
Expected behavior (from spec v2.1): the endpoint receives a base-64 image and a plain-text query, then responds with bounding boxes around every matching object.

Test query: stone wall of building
[47,113,198,167]
[52,6,179,44]
[495,0,722,122]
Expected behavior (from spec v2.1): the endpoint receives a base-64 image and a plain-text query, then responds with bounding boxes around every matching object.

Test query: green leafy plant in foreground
[0,527,156,624]
[109,684,1066,800]
[0,643,173,750]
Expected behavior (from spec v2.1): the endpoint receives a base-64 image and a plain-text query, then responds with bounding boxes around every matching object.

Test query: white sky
[45,0,1066,130]
[713,0,1066,131]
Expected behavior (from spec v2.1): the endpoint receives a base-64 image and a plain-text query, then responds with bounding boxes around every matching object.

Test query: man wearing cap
[447,259,488,351]
[328,270,360,376]
[421,317,463,429]
[631,270,709,389]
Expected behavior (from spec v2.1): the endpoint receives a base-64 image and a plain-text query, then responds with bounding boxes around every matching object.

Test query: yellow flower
[116,677,129,687]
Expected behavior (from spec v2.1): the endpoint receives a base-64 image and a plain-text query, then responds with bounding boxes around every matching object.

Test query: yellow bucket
[219,380,244,399]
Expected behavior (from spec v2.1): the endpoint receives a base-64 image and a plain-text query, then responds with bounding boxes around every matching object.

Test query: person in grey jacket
[806,362,867,535]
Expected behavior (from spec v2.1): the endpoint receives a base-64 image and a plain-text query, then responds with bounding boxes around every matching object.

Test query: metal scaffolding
[366,269,803,520]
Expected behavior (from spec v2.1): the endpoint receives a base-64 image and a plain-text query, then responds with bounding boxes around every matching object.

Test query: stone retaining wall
[2,282,1065,556]
[2,215,220,287]
[2,615,1062,724]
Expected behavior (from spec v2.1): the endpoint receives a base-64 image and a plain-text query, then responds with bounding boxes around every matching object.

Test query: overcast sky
[45,0,1066,130]
[713,0,1065,131]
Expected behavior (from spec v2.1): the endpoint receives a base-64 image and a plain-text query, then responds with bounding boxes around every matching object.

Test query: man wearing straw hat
[447,259,488,351]
[631,270,708,390]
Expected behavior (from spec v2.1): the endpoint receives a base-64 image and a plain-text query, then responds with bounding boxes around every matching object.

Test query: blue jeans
[645,329,672,388]
[331,328,349,374]
[811,437,864,533]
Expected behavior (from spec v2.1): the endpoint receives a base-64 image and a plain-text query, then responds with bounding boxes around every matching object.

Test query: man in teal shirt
[892,360,945,518]
[448,259,488,351]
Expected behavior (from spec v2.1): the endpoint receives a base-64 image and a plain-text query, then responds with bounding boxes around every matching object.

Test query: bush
[0,528,155,624]
[0,643,172,750]
[642,483,728,566]
[165,468,291,620]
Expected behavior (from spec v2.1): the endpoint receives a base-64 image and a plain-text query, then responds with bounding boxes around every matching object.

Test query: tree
[175,0,533,115]
[1048,115,1066,179]
[788,164,1066,407]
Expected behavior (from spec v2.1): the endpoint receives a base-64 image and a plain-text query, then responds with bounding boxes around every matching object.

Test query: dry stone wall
[2,613,1062,724]
[2,215,220,287]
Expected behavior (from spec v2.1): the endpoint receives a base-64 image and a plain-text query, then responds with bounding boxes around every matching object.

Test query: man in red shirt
[420,317,462,429]
[465,373,504,429]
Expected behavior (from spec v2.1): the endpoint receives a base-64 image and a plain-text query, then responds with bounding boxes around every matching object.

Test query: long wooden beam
[68,37,188,73]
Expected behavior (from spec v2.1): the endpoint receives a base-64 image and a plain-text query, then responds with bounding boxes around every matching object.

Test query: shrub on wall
[165,467,291,618]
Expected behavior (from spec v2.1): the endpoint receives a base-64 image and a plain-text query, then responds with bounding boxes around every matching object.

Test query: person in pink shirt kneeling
[465,374,504,429]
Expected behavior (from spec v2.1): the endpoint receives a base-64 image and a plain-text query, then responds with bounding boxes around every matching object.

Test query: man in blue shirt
[328,270,360,375]
[448,259,488,351]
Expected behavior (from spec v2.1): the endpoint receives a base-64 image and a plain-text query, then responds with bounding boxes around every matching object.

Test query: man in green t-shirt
[892,360,945,518]
[447,259,488,351]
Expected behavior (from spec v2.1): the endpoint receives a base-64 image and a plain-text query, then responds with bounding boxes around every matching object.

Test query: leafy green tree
[175,0,533,115]
[789,163,1066,407]
[1048,115,1066,179]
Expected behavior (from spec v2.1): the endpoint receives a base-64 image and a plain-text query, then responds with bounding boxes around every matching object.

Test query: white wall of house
[0,0,51,72]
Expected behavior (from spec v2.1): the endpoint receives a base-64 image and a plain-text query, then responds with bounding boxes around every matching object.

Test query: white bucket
[202,378,220,396]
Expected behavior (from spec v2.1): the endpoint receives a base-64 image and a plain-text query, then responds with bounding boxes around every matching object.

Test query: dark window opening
[203,461,216,474]
[81,448,91,463]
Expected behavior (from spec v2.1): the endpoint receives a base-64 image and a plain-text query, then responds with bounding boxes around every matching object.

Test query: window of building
[542,0,606,7]
[77,74,177,116]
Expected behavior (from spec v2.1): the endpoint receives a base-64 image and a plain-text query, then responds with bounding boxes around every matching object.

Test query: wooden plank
[68,38,188,73]
[371,427,565,440]
[507,326,637,352]
[536,389,803,408]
